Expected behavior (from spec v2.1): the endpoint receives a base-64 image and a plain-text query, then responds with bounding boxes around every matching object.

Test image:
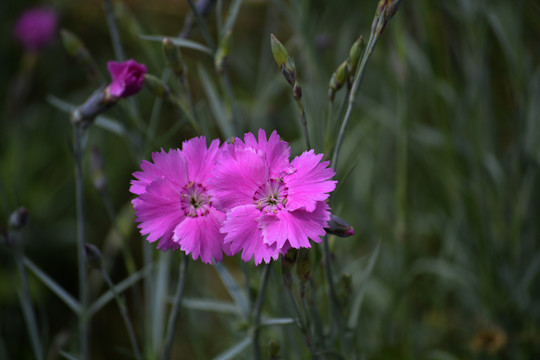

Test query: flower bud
[328,60,349,101]
[270,34,296,87]
[89,146,107,195]
[84,243,103,270]
[269,339,281,359]
[61,29,101,83]
[106,59,146,98]
[215,30,232,74]
[9,207,29,230]
[348,36,365,75]
[295,248,312,283]
[143,74,170,98]
[162,38,185,77]
[325,214,354,237]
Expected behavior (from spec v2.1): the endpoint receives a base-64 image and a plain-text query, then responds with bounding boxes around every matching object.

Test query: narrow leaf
[260,317,295,327]
[139,35,212,55]
[212,336,251,360]
[88,263,153,316]
[23,257,81,315]
[59,351,80,360]
[213,262,249,319]
[222,0,243,36]
[179,298,240,315]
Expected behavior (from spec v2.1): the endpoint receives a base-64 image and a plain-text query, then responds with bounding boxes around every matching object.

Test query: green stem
[186,0,216,52]
[14,234,43,360]
[322,235,342,338]
[102,0,125,61]
[73,124,89,360]
[296,98,311,149]
[101,268,143,360]
[162,254,189,360]
[252,262,272,360]
[220,71,241,135]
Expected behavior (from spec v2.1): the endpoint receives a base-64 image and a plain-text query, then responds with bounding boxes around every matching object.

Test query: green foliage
[1,0,540,359]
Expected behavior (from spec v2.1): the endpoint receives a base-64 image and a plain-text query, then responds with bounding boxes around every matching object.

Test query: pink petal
[132,177,184,249]
[259,201,331,249]
[181,137,220,184]
[221,205,281,265]
[284,150,337,212]
[241,129,290,178]
[173,209,226,264]
[130,149,188,195]
[208,147,268,211]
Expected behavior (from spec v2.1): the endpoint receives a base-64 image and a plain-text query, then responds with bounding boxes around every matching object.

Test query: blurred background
[1,0,540,359]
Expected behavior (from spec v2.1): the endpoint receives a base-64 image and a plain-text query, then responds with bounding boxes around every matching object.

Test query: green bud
[215,30,232,74]
[162,38,185,77]
[349,36,365,75]
[328,60,349,101]
[144,74,169,98]
[269,339,281,359]
[271,34,296,86]
[376,0,390,17]
[61,29,101,83]
[295,248,312,283]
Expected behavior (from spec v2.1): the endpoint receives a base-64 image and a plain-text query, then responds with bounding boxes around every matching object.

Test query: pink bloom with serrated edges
[14,7,58,52]
[130,137,228,264]
[209,129,337,265]
[107,59,146,98]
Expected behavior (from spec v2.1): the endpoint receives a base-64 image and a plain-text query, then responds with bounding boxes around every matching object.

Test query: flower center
[253,178,288,213]
[180,182,211,217]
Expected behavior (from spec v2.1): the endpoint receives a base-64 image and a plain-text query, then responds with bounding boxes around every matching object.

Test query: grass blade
[212,336,251,360]
[213,262,249,320]
[139,35,212,55]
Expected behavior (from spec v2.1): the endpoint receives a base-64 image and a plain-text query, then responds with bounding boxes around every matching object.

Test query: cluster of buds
[328,36,365,102]
[270,34,302,101]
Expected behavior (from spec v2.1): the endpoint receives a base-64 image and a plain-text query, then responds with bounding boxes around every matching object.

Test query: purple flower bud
[13,7,58,52]
[106,59,147,98]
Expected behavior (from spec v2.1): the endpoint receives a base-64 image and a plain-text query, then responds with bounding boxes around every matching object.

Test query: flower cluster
[131,129,337,265]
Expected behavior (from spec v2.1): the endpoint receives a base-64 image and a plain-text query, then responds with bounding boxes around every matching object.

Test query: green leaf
[23,257,81,315]
[59,351,80,360]
[221,0,243,37]
[139,35,212,55]
[87,263,153,316]
[347,242,380,330]
[260,317,295,327]
[213,262,249,320]
[197,66,234,139]
[212,336,251,360]
[179,298,240,315]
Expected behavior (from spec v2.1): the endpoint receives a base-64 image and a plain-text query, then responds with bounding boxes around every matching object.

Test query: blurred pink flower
[209,129,337,265]
[107,59,146,98]
[130,137,228,264]
[13,7,58,51]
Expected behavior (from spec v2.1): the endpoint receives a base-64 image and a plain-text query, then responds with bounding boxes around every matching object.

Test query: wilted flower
[209,129,337,265]
[130,137,228,264]
[106,59,146,98]
[13,7,58,51]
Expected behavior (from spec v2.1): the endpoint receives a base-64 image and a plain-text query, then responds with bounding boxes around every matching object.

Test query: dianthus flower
[209,129,337,265]
[13,7,58,52]
[130,137,227,263]
[107,59,146,98]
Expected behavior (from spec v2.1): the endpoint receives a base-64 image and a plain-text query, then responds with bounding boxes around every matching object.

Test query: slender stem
[322,234,342,337]
[252,262,272,360]
[101,269,143,360]
[296,98,311,149]
[73,124,89,360]
[103,194,136,275]
[187,0,217,52]
[162,254,189,360]
[102,0,125,61]
[220,71,241,135]
[14,234,43,360]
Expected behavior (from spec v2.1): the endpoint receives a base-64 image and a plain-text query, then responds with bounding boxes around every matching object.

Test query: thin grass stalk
[186,0,216,52]
[101,268,143,360]
[72,124,89,360]
[14,234,43,360]
[162,254,189,360]
[295,98,311,149]
[252,262,272,360]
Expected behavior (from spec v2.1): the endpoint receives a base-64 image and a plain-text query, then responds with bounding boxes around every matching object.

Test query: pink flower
[107,59,146,98]
[209,129,337,265]
[14,7,58,51]
[130,137,227,264]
